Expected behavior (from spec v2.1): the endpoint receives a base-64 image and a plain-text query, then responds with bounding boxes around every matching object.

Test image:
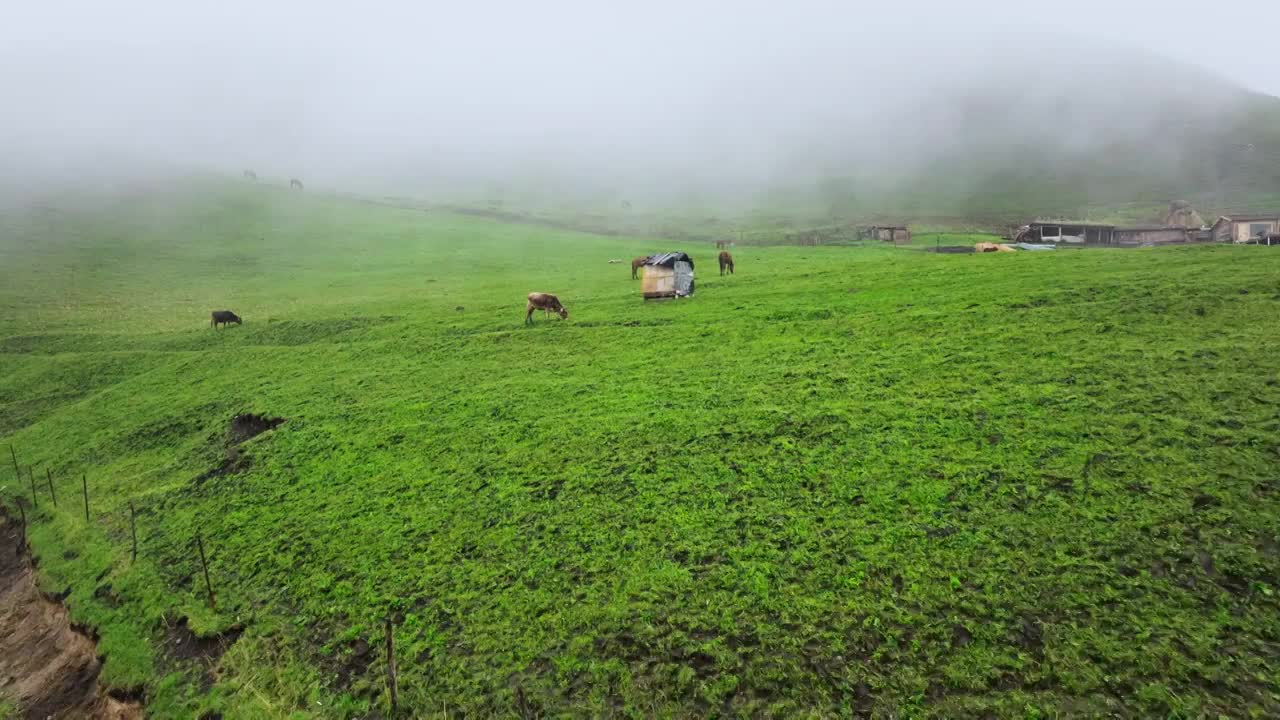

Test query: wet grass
[2,183,1280,717]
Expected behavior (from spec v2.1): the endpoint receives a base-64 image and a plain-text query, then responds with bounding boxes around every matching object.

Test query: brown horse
[631,256,649,280]
[525,293,568,324]
[718,251,734,276]
[290,178,304,190]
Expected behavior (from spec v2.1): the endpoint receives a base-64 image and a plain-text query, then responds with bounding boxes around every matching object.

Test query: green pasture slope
[2,182,1280,718]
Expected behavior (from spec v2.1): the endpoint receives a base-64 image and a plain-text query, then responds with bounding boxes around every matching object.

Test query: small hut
[641,252,695,300]
[858,225,911,244]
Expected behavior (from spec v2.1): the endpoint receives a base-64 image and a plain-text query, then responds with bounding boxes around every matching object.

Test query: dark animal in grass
[210,310,242,328]
[719,251,734,276]
[290,178,304,190]
[243,169,258,181]
[631,256,649,280]
[716,240,727,249]
[525,293,568,324]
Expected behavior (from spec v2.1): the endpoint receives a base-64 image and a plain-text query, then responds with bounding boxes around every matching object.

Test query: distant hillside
[447,45,1280,236]
[861,100,1280,223]
[770,46,1280,227]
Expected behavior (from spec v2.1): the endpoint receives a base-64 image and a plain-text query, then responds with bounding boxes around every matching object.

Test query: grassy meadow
[2,182,1280,717]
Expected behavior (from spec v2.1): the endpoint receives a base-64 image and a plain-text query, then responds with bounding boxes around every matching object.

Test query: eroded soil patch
[162,617,243,665]
[0,516,141,719]
[159,617,244,692]
[195,413,286,483]
[227,413,285,444]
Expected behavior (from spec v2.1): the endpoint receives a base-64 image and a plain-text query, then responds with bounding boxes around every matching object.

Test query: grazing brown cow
[211,310,242,328]
[290,178,304,190]
[525,293,568,324]
[718,251,734,276]
[631,256,649,280]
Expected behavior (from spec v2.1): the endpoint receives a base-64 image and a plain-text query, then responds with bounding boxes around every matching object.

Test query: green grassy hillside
[2,183,1280,717]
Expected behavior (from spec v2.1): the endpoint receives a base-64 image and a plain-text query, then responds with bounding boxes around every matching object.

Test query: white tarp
[674,261,694,296]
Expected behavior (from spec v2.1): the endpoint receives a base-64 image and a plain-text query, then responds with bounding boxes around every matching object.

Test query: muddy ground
[0,516,141,720]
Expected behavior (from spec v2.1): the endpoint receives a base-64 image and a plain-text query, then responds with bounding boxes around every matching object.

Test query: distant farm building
[1015,222,1117,245]
[1112,226,1194,245]
[1211,214,1280,243]
[641,252,695,300]
[1015,221,1202,246]
[859,225,912,244]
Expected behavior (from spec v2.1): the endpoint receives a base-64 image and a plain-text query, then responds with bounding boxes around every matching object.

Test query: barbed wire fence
[2,442,411,716]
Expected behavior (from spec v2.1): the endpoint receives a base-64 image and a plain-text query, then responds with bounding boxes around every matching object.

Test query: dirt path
[0,516,142,719]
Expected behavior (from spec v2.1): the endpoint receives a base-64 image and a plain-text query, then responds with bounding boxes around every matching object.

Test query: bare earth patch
[0,516,142,719]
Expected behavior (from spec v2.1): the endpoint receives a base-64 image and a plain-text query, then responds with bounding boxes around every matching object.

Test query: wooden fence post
[196,532,216,609]
[81,475,89,522]
[129,502,138,563]
[16,502,26,556]
[46,468,58,508]
[385,615,399,715]
[27,468,38,509]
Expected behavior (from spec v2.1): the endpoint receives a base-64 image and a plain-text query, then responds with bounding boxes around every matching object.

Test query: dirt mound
[0,516,142,719]
[227,414,285,445]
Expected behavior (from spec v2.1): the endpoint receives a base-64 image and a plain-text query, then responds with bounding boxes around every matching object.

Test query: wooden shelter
[641,252,695,300]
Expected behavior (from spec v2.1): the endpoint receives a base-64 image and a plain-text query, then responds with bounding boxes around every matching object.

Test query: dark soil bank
[0,516,141,720]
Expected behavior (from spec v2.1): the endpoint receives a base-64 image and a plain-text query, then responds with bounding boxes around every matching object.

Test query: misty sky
[3,0,1278,197]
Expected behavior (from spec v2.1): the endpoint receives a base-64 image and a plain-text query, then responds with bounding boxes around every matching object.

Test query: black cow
[211,310,242,328]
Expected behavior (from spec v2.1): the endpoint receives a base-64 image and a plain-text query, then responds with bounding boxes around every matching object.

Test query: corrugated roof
[644,252,695,269]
